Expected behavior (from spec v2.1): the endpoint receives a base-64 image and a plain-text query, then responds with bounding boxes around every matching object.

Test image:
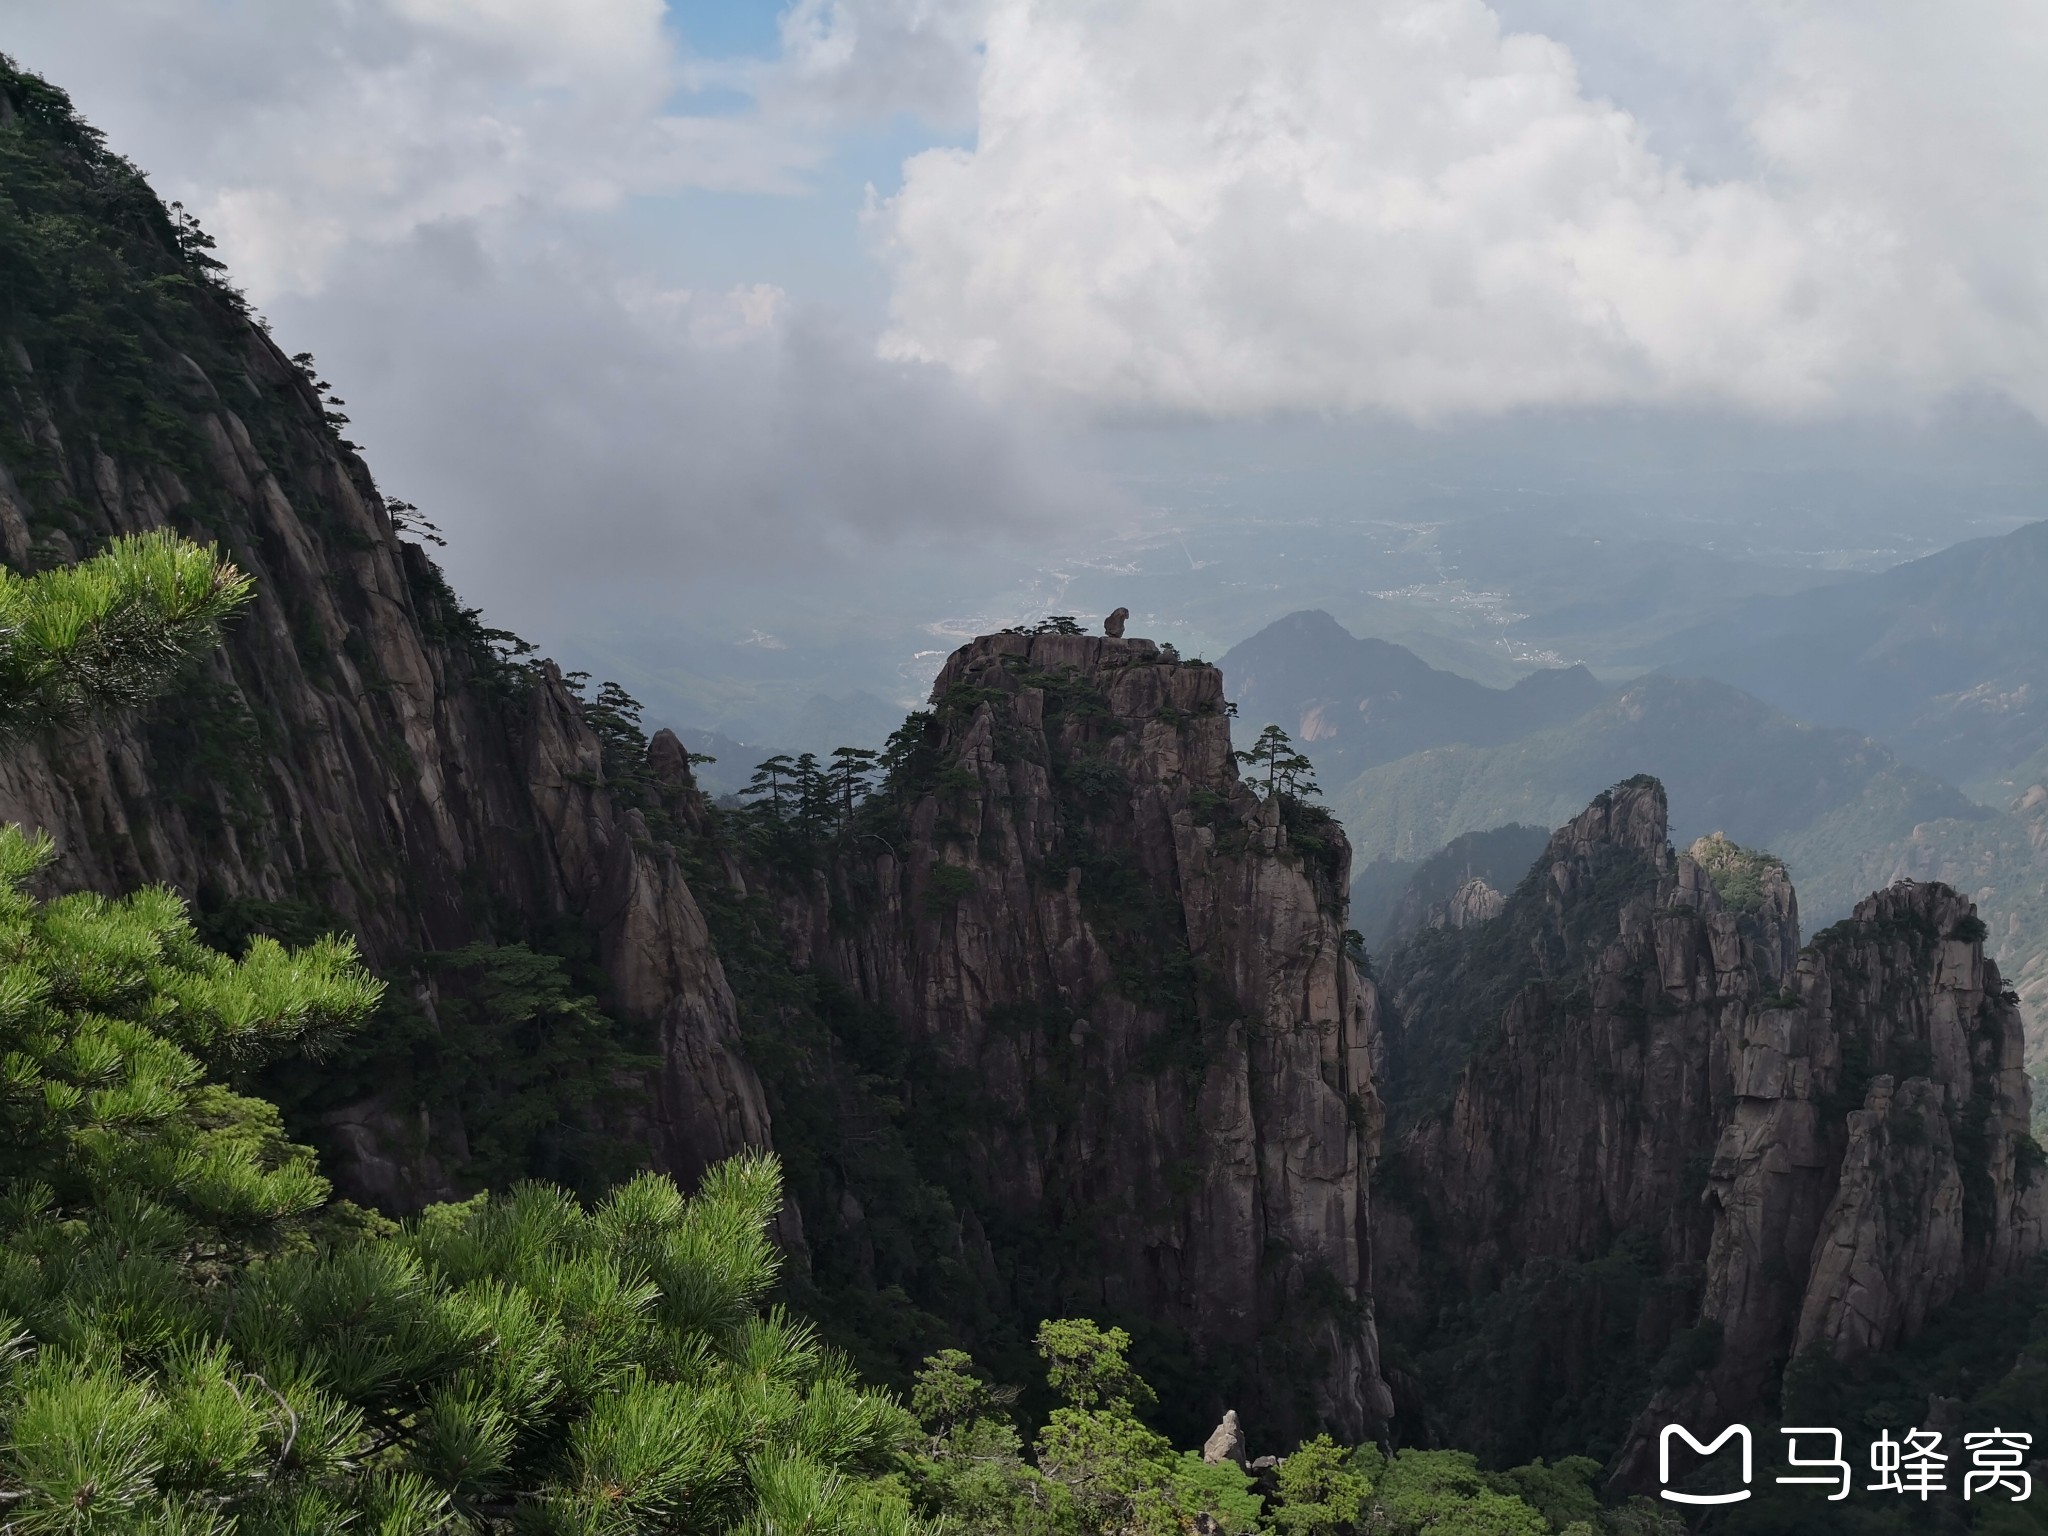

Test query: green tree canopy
[0,824,932,1531]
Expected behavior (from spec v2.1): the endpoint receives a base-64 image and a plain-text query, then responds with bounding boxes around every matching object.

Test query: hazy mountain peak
[1221,610,1608,780]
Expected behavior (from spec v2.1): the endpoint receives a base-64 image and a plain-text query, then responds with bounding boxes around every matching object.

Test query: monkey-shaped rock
[1103,606,1129,638]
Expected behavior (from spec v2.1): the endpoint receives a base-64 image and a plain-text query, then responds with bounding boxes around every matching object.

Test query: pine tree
[0,531,253,742]
[792,751,828,836]
[1233,723,1320,802]
[0,542,932,1533]
[744,754,799,819]
[827,746,879,828]
[0,826,932,1533]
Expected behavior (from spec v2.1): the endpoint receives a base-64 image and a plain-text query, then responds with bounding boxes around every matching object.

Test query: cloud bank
[0,0,1095,618]
[879,0,2048,420]
[274,229,1103,614]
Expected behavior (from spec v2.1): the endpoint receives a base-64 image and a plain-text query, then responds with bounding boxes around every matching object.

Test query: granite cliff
[1,58,2037,1476]
[0,64,1393,1440]
[776,631,1393,1442]
[1371,777,2043,1478]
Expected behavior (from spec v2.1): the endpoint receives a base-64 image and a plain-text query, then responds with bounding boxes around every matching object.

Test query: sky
[3,0,2047,732]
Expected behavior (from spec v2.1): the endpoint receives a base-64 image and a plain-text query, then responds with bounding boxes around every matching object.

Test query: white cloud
[0,0,818,299]
[878,0,2048,421]
[0,0,1100,612]
[770,0,990,128]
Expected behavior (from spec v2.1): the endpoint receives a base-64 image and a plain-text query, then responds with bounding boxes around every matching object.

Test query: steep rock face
[0,77,767,1200]
[1638,879,2044,1461]
[778,631,1391,1443]
[1373,778,2043,1474]
[1375,781,1777,1341]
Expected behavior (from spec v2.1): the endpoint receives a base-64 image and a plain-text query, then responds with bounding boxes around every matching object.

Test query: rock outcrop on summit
[780,630,1393,1442]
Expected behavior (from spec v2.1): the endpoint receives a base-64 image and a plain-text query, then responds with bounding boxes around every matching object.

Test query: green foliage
[912,1348,1018,1438]
[1236,724,1321,803]
[1029,1321,1261,1536]
[730,737,901,869]
[1373,1450,1548,1536]
[1035,1320,1157,1414]
[1002,616,1085,636]
[0,531,253,742]
[923,861,977,916]
[903,1348,1065,1535]
[1687,832,1784,915]
[261,940,659,1205]
[0,824,376,1227]
[1488,1456,1604,1531]
[0,837,930,1531]
[1269,1435,1368,1534]
[898,1329,1641,1536]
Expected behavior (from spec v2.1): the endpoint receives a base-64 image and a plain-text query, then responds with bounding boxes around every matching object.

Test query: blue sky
[668,0,787,58]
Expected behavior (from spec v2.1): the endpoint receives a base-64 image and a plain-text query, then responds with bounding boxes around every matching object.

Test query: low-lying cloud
[275,226,1105,618]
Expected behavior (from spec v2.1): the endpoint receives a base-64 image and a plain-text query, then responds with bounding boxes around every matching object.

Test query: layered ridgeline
[1221,609,2048,1065]
[1221,609,1604,784]
[1643,517,2048,788]
[1370,777,2046,1489]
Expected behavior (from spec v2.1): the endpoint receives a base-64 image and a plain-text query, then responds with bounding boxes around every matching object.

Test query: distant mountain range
[1645,518,2048,785]
[1329,673,1985,872]
[1220,610,1605,783]
[1222,609,2048,1066]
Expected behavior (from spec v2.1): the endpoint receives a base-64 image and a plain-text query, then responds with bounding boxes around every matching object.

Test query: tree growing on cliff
[1235,723,1321,803]
[0,537,928,1532]
[745,752,801,817]
[828,745,880,827]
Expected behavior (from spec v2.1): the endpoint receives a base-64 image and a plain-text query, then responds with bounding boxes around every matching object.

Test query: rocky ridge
[2,62,2039,1476]
[781,631,1393,1441]
[1371,778,2043,1476]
